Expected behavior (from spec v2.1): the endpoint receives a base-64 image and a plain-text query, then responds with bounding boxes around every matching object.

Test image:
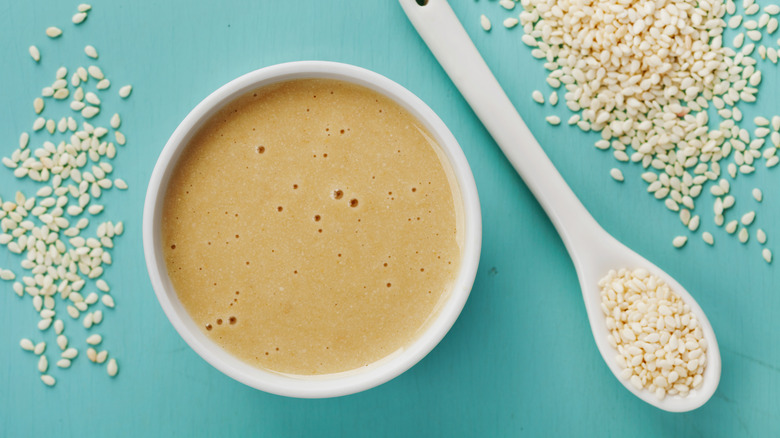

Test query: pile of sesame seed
[482,0,779,262]
[2,4,132,386]
[600,269,707,400]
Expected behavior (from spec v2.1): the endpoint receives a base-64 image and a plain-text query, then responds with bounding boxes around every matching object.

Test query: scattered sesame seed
[610,168,624,182]
[29,46,40,62]
[702,232,714,245]
[741,211,756,226]
[72,12,87,24]
[531,90,544,104]
[480,14,491,32]
[757,228,767,244]
[763,248,773,263]
[107,358,118,377]
[117,85,133,99]
[545,115,561,125]
[40,375,55,387]
[739,228,750,243]
[753,188,763,202]
[503,17,519,28]
[45,27,62,38]
[673,236,688,248]
[549,91,558,106]
[84,45,98,59]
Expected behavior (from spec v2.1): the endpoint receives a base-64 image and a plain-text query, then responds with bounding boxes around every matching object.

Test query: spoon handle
[399,0,610,259]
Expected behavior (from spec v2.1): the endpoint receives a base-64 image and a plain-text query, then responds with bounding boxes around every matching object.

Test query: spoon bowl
[575,226,721,412]
[400,0,721,412]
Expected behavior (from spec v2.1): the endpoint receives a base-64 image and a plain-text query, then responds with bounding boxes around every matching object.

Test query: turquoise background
[1,0,779,436]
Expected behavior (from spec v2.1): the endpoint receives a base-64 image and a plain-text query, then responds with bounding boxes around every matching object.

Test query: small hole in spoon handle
[416,0,429,5]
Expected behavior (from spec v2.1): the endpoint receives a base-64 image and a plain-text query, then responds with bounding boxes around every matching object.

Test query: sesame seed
[757,228,767,244]
[503,18,519,28]
[702,232,714,245]
[763,248,773,263]
[531,90,544,104]
[40,375,55,387]
[480,14,491,31]
[545,115,561,125]
[549,91,558,106]
[107,358,118,377]
[46,27,62,38]
[20,339,34,351]
[86,334,102,345]
[739,228,750,243]
[741,211,756,226]
[38,355,48,373]
[753,188,763,202]
[29,46,40,62]
[119,85,132,98]
[610,168,624,182]
[688,216,700,232]
[673,236,688,248]
[84,45,98,59]
[72,12,88,24]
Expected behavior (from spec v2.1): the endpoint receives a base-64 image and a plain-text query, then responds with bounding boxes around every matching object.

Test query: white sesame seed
[673,236,688,248]
[46,27,62,38]
[739,228,750,243]
[702,232,714,245]
[549,91,558,106]
[688,215,700,232]
[545,115,561,125]
[114,178,128,190]
[88,65,104,80]
[531,90,544,104]
[119,85,133,98]
[62,348,78,359]
[33,341,46,355]
[20,338,34,351]
[96,79,110,90]
[110,113,121,129]
[753,188,763,202]
[107,358,118,377]
[87,347,97,362]
[763,248,773,263]
[610,168,624,182]
[741,211,756,226]
[86,334,102,345]
[38,355,48,373]
[57,359,71,368]
[72,12,88,24]
[84,45,98,59]
[102,294,115,308]
[29,45,41,62]
[480,14,491,31]
[78,3,92,12]
[82,106,100,119]
[40,375,55,386]
[757,228,767,244]
[503,18,519,28]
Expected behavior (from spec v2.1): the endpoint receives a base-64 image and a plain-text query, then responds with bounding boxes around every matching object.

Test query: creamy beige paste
[162,79,463,375]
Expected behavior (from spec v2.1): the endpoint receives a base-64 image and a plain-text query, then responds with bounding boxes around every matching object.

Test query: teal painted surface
[1,0,779,436]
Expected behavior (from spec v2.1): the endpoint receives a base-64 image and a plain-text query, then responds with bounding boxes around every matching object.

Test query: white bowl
[143,61,482,398]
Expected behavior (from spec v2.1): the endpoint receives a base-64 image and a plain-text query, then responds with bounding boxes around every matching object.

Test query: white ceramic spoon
[400,0,721,412]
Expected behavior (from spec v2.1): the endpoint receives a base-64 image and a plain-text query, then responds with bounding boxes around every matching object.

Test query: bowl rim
[142,60,482,398]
